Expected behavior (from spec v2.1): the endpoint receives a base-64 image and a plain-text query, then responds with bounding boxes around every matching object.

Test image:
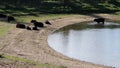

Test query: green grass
[0,27,9,36]
[0,22,12,36]
[114,11,120,15]
[0,54,67,68]
[15,14,75,22]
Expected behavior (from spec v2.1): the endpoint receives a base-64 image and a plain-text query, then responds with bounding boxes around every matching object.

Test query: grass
[114,11,120,15]
[0,22,13,36]
[0,54,67,68]
[15,14,76,22]
[0,27,9,36]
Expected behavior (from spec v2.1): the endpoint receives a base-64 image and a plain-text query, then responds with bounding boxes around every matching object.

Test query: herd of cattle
[0,13,52,31]
[16,20,51,30]
[16,18,105,30]
[0,13,105,31]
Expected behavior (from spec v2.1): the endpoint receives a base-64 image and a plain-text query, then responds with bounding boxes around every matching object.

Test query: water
[48,22,120,68]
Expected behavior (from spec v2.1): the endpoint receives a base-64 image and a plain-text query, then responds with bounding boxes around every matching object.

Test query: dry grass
[0,22,14,36]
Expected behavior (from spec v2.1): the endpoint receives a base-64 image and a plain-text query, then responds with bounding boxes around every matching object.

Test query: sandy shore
[0,14,119,68]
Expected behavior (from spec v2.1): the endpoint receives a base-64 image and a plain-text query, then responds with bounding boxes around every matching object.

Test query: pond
[48,22,120,68]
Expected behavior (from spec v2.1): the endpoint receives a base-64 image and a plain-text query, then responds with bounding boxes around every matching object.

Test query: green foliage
[0,0,120,14]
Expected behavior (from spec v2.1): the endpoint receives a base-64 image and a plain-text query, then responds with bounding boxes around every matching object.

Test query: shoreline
[0,14,119,68]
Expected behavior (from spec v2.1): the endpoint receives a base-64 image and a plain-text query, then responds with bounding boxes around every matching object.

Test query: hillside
[0,0,120,15]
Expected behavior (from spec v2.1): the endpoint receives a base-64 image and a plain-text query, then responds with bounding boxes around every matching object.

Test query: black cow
[31,20,36,23]
[31,20,44,27]
[0,14,7,18]
[32,26,39,30]
[16,23,26,29]
[94,18,105,24]
[45,20,51,25]
[7,16,15,22]
[26,26,32,30]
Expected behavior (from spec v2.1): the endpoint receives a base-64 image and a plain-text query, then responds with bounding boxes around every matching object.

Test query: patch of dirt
[0,14,119,68]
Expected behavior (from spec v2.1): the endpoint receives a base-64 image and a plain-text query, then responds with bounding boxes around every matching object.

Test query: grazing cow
[45,20,51,25]
[31,20,44,27]
[31,20,37,23]
[26,26,32,30]
[0,14,7,18]
[16,23,26,29]
[32,26,39,30]
[7,16,15,22]
[94,18,105,24]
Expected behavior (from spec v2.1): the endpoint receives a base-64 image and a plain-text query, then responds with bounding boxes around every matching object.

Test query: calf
[32,26,39,30]
[94,18,105,24]
[26,26,32,30]
[45,20,51,25]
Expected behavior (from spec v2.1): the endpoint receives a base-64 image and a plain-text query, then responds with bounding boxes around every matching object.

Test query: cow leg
[97,22,100,24]
[102,21,104,24]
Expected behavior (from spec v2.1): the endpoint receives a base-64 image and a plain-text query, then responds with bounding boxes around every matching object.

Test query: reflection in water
[48,25,120,68]
[48,28,120,68]
[89,22,120,26]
